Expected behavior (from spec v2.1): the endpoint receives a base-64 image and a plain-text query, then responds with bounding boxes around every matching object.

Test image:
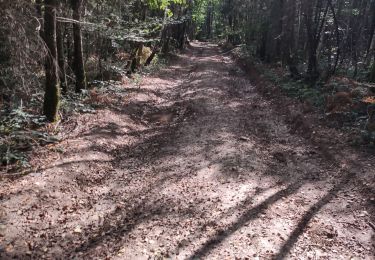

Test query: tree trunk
[135,43,143,68]
[303,0,329,82]
[159,7,171,53]
[43,0,60,122]
[307,50,319,81]
[71,0,86,93]
[56,6,67,94]
[282,1,300,79]
[327,0,340,77]
[205,2,213,39]
[265,0,284,62]
[161,23,170,54]
[145,49,158,66]
[66,25,73,70]
[370,62,375,82]
[281,0,296,66]
[127,44,142,75]
[178,22,187,49]
[366,0,375,64]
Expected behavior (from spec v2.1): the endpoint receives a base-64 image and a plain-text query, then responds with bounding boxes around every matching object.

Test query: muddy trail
[1,42,374,259]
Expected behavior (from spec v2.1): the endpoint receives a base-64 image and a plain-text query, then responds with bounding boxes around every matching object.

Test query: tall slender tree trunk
[304,0,319,81]
[370,62,375,82]
[71,0,86,93]
[282,0,300,78]
[265,0,284,62]
[327,0,340,77]
[56,4,67,94]
[178,22,187,49]
[366,0,375,64]
[303,0,329,82]
[160,8,170,53]
[66,25,73,69]
[307,49,319,80]
[370,34,375,82]
[205,2,213,39]
[43,0,60,122]
[281,0,296,63]
[57,24,67,94]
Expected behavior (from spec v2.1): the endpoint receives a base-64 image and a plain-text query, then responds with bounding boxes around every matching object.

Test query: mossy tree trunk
[127,43,143,75]
[71,0,86,93]
[43,0,60,122]
[144,49,157,66]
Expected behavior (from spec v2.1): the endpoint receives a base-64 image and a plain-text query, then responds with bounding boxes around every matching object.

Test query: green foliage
[141,54,168,74]
[262,68,325,108]
[60,91,96,114]
[0,105,46,133]
[0,145,29,168]
[0,104,60,170]
[147,0,186,11]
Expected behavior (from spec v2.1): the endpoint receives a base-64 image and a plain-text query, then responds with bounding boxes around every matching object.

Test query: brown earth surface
[0,42,374,259]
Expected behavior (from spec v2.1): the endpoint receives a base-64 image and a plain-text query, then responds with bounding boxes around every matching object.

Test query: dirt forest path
[1,42,374,259]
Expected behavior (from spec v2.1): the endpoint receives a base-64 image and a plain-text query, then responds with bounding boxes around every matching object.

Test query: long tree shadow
[185,164,359,259]
[68,182,198,258]
[188,181,303,259]
[273,170,355,259]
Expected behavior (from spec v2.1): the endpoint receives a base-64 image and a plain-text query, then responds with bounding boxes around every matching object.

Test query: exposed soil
[0,42,374,259]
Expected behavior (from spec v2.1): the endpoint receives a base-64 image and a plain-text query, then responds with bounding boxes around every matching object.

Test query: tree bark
[265,0,284,62]
[56,4,67,94]
[370,62,375,82]
[145,49,158,66]
[327,0,340,77]
[367,1,375,53]
[281,0,296,65]
[366,0,375,64]
[178,22,187,49]
[71,0,86,93]
[303,0,329,82]
[43,0,60,122]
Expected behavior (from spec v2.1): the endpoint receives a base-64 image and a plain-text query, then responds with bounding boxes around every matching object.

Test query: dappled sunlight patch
[138,77,179,90]
[215,183,257,211]
[195,163,221,179]
[181,87,226,99]
[226,101,244,108]
[58,154,112,166]
[192,70,223,79]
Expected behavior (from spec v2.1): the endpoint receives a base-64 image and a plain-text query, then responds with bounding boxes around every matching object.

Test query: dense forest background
[196,0,375,82]
[1,0,375,169]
